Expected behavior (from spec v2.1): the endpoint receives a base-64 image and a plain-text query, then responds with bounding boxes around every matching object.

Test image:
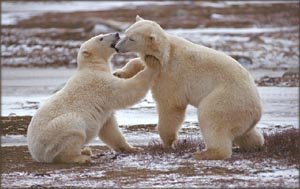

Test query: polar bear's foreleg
[157,105,186,149]
[99,114,143,153]
[113,58,145,79]
[110,57,159,110]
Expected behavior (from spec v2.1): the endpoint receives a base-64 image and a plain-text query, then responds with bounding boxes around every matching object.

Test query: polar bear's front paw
[81,147,93,156]
[163,143,176,150]
[73,155,92,164]
[130,147,144,153]
[144,55,160,70]
[122,146,144,153]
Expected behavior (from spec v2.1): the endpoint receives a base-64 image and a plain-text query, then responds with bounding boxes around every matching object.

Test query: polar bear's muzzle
[110,33,120,51]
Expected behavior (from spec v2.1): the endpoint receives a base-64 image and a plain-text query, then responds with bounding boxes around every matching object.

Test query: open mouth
[110,43,116,48]
[110,38,119,52]
[110,43,119,52]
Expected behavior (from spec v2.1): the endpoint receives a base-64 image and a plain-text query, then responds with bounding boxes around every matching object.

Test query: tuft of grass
[263,128,300,164]
[145,136,204,157]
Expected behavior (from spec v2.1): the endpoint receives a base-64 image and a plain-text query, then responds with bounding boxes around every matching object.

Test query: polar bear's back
[167,34,255,86]
[162,34,260,110]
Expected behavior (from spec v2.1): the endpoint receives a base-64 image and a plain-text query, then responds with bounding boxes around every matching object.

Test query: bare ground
[1,116,300,188]
[1,130,299,188]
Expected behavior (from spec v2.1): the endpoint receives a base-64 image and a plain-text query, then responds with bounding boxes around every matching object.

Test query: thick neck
[140,36,170,68]
[77,59,111,72]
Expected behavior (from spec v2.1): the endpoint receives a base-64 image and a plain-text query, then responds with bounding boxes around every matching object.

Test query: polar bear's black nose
[115,33,120,39]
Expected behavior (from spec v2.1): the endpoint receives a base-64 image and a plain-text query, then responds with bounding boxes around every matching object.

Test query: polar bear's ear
[149,33,156,42]
[82,50,91,58]
[136,15,144,22]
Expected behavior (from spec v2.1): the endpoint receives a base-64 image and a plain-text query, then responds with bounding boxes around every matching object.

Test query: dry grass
[263,128,300,164]
[145,136,205,156]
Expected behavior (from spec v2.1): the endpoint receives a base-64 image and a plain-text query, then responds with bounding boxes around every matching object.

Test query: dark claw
[113,72,121,77]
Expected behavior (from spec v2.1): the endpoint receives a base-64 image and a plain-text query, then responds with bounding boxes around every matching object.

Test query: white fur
[114,17,264,160]
[27,33,158,163]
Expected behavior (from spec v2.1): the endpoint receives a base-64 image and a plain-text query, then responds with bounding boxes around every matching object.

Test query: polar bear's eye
[129,38,135,42]
[99,38,103,41]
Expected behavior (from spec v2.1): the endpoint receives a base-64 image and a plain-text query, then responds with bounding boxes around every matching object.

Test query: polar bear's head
[77,33,120,68]
[115,16,168,62]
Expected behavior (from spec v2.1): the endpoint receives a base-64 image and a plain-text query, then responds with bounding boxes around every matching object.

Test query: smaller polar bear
[114,16,264,160]
[27,33,159,163]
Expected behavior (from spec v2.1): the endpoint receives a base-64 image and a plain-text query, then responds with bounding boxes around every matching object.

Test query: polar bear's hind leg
[53,134,91,164]
[234,127,264,151]
[48,113,91,164]
[193,119,233,160]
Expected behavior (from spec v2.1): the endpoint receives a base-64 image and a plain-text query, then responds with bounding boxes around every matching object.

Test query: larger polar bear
[114,16,264,160]
[27,33,159,163]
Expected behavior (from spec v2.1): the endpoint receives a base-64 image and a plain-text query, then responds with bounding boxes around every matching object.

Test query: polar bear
[27,33,159,163]
[114,16,264,160]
